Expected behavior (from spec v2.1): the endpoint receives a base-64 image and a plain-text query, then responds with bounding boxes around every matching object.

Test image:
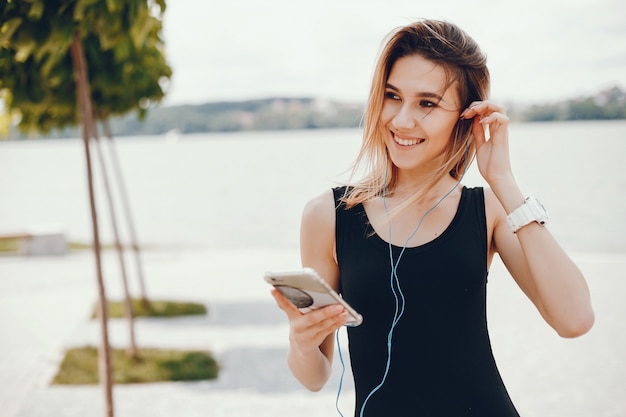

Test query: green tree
[1,1,170,415]
[567,97,605,120]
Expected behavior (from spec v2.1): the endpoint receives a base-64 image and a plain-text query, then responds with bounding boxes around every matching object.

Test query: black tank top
[334,186,520,417]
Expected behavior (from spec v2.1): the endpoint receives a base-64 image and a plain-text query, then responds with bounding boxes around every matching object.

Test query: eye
[384,91,401,101]
[419,100,437,108]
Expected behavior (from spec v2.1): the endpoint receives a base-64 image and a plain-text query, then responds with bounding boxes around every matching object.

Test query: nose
[392,103,416,130]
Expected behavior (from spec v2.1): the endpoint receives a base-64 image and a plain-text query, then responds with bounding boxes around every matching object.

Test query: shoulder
[301,189,340,287]
[302,189,338,224]
[301,189,338,248]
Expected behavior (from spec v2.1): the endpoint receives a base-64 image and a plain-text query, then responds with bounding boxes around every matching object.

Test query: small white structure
[0,224,67,256]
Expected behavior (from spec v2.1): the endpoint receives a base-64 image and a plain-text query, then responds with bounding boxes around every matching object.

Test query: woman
[271,19,594,416]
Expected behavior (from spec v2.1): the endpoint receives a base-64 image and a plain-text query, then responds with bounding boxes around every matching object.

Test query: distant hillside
[105,86,626,136]
[514,86,626,122]
[4,97,364,139]
[109,97,365,136]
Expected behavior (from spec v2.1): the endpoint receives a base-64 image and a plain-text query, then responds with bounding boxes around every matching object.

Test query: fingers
[271,288,302,319]
[461,100,509,147]
[291,304,348,340]
[461,101,509,126]
[271,288,348,332]
[460,100,507,120]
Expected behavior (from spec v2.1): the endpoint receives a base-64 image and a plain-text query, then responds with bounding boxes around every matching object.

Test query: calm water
[1,120,625,254]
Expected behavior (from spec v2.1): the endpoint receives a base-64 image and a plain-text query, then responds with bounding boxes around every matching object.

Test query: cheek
[430,114,460,138]
[379,102,397,125]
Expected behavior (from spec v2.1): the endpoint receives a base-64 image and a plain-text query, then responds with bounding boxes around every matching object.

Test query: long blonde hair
[344,19,490,209]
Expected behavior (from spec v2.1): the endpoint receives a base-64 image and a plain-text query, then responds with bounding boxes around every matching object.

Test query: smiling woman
[269,18,594,417]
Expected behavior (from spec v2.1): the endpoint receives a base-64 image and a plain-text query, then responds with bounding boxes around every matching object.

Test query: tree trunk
[69,32,114,417]
[92,118,139,359]
[102,118,151,309]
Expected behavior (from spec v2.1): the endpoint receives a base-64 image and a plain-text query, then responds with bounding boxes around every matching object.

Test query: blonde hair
[344,19,490,210]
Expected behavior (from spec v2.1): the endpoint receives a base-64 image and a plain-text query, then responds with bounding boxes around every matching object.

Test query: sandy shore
[1,248,624,416]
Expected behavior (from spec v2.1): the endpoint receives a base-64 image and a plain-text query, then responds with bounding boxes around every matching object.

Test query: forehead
[387,55,460,105]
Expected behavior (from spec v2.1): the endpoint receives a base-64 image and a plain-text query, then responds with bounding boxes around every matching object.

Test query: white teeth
[393,134,424,146]
[397,138,418,146]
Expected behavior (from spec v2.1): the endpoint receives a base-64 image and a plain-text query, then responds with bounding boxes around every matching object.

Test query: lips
[392,132,425,147]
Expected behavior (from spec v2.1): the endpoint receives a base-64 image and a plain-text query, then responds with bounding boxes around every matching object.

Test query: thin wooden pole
[92,121,139,359]
[69,31,114,417]
[102,119,150,308]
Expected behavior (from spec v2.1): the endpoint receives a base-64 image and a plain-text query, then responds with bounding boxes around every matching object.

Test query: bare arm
[271,190,346,391]
[464,101,594,338]
[487,187,594,337]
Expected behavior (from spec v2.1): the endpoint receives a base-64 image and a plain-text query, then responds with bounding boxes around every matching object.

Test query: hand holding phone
[265,268,363,327]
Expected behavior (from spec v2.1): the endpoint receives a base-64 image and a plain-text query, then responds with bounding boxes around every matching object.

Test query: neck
[391,172,458,204]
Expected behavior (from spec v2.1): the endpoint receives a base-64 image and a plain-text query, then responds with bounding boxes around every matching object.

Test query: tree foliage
[0,0,171,135]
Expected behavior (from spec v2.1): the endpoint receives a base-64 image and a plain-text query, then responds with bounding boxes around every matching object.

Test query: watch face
[536,198,547,212]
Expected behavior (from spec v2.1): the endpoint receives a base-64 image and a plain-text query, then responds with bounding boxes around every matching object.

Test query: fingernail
[330,305,343,313]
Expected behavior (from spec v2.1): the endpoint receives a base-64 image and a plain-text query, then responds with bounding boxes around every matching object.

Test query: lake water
[1,120,625,254]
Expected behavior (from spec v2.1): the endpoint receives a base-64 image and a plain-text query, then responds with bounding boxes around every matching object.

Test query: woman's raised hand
[461,100,514,188]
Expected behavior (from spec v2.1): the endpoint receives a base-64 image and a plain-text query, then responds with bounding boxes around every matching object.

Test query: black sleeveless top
[334,186,520,417]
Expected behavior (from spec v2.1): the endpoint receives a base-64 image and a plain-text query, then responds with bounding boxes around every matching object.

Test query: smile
[392,132,425,147]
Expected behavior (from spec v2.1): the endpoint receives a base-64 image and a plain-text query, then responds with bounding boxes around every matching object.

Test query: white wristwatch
[506,197,549,233]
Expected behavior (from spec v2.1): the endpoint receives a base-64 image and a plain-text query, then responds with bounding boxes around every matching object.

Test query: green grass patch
[69,241,139,251]
[0,239,128,253]
[68,241,93,251]
[52,346,219,385]
[92,299,208,319]
[0,237,19,253]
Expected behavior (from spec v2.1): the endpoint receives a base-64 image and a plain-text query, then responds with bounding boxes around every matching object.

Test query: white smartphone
[264,268,363,327]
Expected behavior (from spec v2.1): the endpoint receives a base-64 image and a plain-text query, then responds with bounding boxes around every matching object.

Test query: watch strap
[506,197,549,233]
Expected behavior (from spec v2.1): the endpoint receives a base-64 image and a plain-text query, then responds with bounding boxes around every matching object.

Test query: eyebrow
[385,83,447,103]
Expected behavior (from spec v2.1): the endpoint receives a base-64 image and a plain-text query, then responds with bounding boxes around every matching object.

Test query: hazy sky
[161,0,626,106]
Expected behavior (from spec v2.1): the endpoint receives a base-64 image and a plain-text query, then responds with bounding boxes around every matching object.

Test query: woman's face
[380,54,461,176]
